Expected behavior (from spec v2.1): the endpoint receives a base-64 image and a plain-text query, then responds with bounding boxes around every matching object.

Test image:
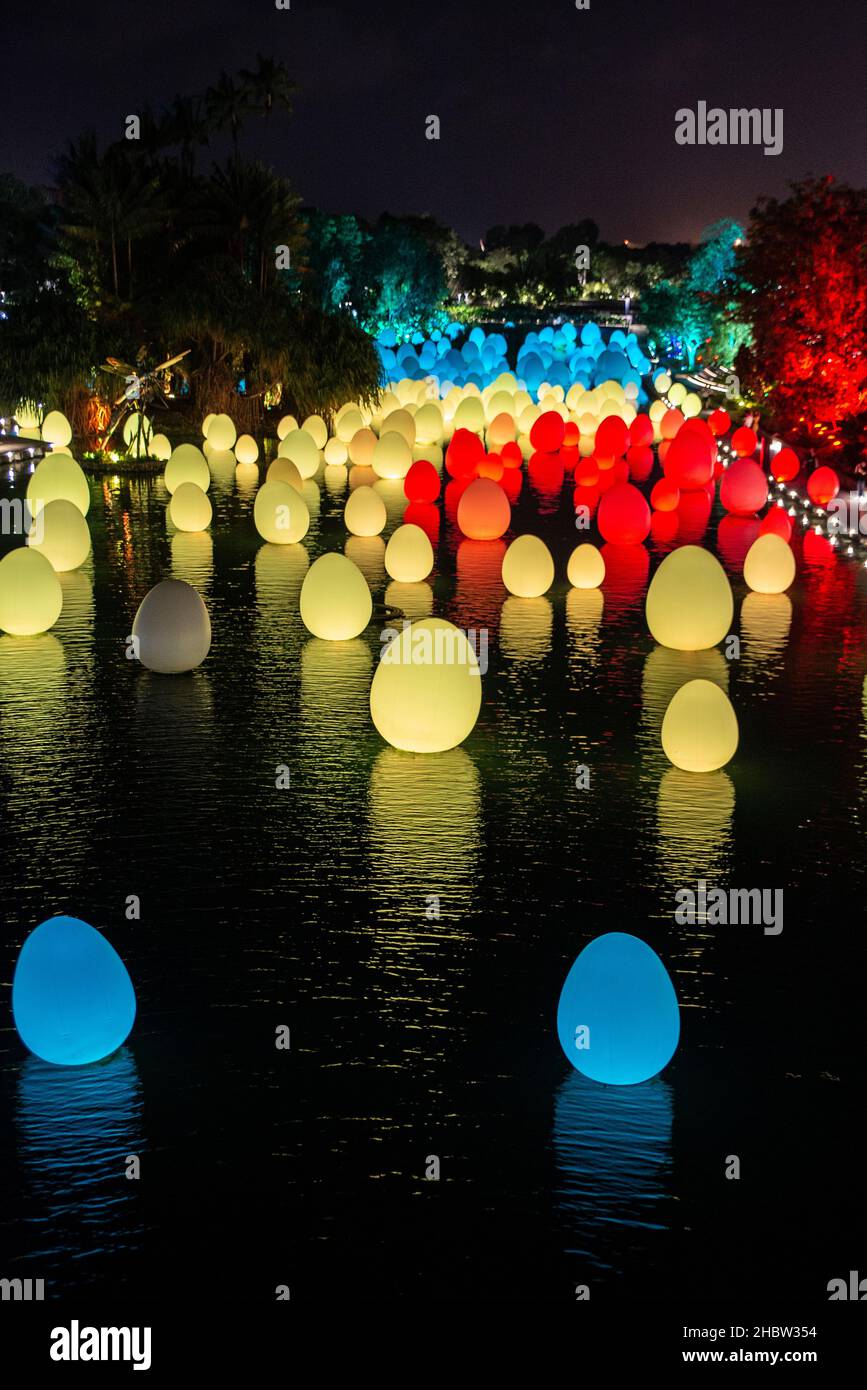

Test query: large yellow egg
[372,431,412,480]
[502,535,555,597]
[277,414,298,440]
[453,397,485,432]
[169,482,213,532]
[27,498,91,571]
[336,407,364,443]
[0,548,63,634]
[385,523,434,582]
[743,534,796,594]
[132,578,211,673]
[202,413,215,437]
[165,444,210,496]
[299,552,372,639]
[414,403,443,444]
[253,479,310,543]
[646,546,733,651]
[234,434,259,465]
[278,428,320,479]
[382,408,416,447]
[345,485,386,537]
[370,618,482,753]
[324,438,348,466]
[302,414,328,449]
[150,433,172,461]
[40,411,72,446]
[349,427,377,467]
[27,454,90,517]
[206,414,237,450]
[567,543,605,589]
[661,679,738,772]
[267,456,302,490]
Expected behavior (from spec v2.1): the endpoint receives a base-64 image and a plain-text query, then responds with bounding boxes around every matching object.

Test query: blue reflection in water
[15,1049,145,1276]
[553,1069,673,1279]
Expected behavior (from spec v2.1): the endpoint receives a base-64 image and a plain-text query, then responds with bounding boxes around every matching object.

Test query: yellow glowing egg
[567,543,605,589]
[667,382,687,406]
[277,414,298,440]
[344,485,386,537]
[681,392,702,418]
[278,428,320,479]
[27,454,90,517]
[488,412,517,448]
[414,403,444,444]
[169,482,213,532]
[150,433,172,461]
[661,679,739,772]
[385,523,434,582]
[655,373,672,396]
[267,456,302,490]
[123,412,152,446]
[165,444,210,496]
[254,479,310,544]
[132,578,211,673]
[302,414,328,449]
[382,408,416,447]
[206,414,237,450]
[40,411,72,446]
[743,534,796,594]
[646,546,733,651]
[324,437,348,466]
[579,412,598,435]
[349,427,377,467]
[299,552,372,639]
[370,618,482,753]
[0,547,63,634]
[27,498,91,571]
[234,434,259,465]
[202,413,215,437]
[453,397,485,432]
[336,407,364,443]
[486,390,515,423]
[372,431,412,480]
[502,535,555,597]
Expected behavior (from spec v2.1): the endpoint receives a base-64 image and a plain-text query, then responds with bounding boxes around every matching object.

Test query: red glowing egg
[445,428,484,480]
[576,457,600,487]
[651,478,681,512]
[404,457,441,503]
[456,477,511,540]
[807,466,840,506]
[719,457,768,515]
[731,425,757,457]
[709,408,731,437]
[629,415,654,448]
[771,447,800,483]
[759,507,793,542]
[562,421,580,448]
[595,414,629,459]
[663,427,714,491]
[661,409,684,440]
[478,453,505,481]
[597,481,651,545]
[627,445,654,481]
[500,441,523,468]
[530,410,566,453]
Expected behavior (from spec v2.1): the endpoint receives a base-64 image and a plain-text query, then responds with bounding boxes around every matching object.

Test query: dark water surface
[0,453,864,1303]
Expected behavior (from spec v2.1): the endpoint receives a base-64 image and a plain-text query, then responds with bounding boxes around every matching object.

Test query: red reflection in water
[717,514,761,571]
[600,542,649,620]
[452,538,507,632]
[404,500,441,544]
[675,488,712,544]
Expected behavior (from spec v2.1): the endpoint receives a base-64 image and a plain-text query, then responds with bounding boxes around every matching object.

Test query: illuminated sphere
[279,429,320,479]
[267,456,302,489]
[27,498,91,570]
[381,408,416,447]
[414,403,444,444]
[457,478,511,540]
[530,410,565,453]
[598,482,651,545]
[731,425,757,456]
[234,434,259,465]
[453,396,485,432]
[567,543,605,589]
[651,478,681,512]
[165,444,209,496]
[344,485,386,537]
[132,578,211,673]
[629,415,654,448]
[771,446,800,482]
[372,431,413,480]
[40,410,72,446]
[254,480,310,544]
[646,546,733,650]
[668,381,687,406]
[557,932,680,1085]
[277,414,298,440]
[150,433,172,461]
[719,457,768,515]
[370,618,481,753]
[682,391,702,418]
[385,523,434,582]
[663,427,714,490]
[446,428,484,480]
[404,458,441,503]
[0,547,63,635]
[12,915,136,1065]
[299,552,372,640]
[169,481,213,532]
[709,408,731,436]
[336,407,364,442]
[488,412,517,449]
[661,678,739,771]
[202,413,215,437]
[323,438,348,466]
[743,533,796,594]
[348,427,377,467]
[807,466,840,506]
[27,453,90,517]
[206,414,237,451]
[595,414,629,458]
[502,535,555,597]
[661,409,684,440]
[302,414,328,449]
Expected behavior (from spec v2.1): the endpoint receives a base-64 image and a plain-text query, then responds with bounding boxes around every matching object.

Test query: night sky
[3,0,865,244]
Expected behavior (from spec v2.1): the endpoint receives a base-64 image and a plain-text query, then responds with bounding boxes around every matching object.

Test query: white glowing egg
[502,535,555,597]
[278,429,320,479]
[206,414,237,450]
[345,485,387,537]
[150,433,172,461]
[277,414,298,440]
[132,578,211,673]
[267,456,303,490]
[324,437,348,466]
[40,411,72,446]
[372,431,413,480]
[370,618,482,753]
[302,414,328,449]
[234,434,259,465]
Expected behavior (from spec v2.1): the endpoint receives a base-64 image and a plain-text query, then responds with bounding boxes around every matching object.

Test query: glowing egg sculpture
[132,578,211,673]
[40,410,73,447]
[807,466,840,506]
[372,431,413,480]
[370,618,482,753]
[457,478,511,540]
[719,457,768,515]
[267,456,303,490]
[743,533,796,594]
[27,454,91,517]
[597,481,651,545]
[385,523,434,582]
[165,444,210,496]
[646,546,733,651]
[556,932,680,1085]
[234,434,259,465]
[344,485,387,537]
[299,552,372,639]
[169,482,213,532]
[0,547,63,634]
[502,535,555,597]
[404,458,441,503]
[254,480,310,544]
[206,414,237,451]
[661,678,739,772]
[567,543,605,589]
[279,429,320,480]
[772,446,800,482]
[731,425,757,457]
[302,414,328,449]
[151,433,172,462]
[27,498,91,571]
[12,915,136,1065]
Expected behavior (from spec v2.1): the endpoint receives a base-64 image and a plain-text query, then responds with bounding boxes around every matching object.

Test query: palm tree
[159,95,209,176]
[57,135,166,298]
[239,55,297,122]
[193,157,304,293]
[204,72,255,152]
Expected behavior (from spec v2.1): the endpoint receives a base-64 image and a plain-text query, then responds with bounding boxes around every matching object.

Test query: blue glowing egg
[12,915,136,1066]
[556,932,680,1085]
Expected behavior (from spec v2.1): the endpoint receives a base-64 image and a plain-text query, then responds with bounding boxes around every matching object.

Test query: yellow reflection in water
[384,581,433,621]
[55,567,94,638]
[207,448,238,492]
[171,531,214,589]
[656,766,735,891]
[641,645,729,744]
[739,592,793,669]
[255,542,309,618]
[323,464,348,498]
[235,462,259,499]
[345,535,386,592]
[500,596,553,663]
[300,637,373,733]
[373,477,408,531]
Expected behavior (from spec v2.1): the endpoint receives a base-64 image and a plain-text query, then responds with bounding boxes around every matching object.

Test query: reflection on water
[384,581,433,621]
[171,531,214,589]
[739,591,793,672]
[640,646,729,749]
[499,596,553,663]
[656,767,735,893]
[345,535,386,591]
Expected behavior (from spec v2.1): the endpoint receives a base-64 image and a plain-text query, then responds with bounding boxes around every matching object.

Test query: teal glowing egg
[556,932,680,1085]
[12,916,136,1065]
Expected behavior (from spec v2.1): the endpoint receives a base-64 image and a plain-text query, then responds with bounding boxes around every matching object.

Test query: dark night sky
[2,0,864,244]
